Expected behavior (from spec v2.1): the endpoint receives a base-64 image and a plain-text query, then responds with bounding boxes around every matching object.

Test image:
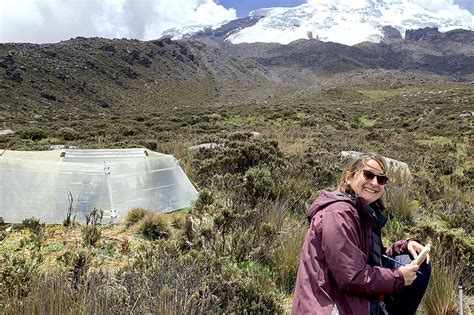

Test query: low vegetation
[0,80,472,313]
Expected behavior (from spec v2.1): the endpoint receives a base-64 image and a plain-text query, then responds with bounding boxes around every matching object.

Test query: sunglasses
[362,170,389,185]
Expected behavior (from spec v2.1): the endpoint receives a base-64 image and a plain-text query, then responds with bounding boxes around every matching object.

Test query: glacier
[166,0,474,46]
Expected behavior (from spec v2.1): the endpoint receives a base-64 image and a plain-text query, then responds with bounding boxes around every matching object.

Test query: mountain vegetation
[0,30,473,313]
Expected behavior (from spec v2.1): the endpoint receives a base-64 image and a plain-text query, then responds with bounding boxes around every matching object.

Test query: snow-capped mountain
[165,0,474,46]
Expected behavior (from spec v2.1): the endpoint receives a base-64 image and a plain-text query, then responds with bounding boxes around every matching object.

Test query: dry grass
[423,251,465,315]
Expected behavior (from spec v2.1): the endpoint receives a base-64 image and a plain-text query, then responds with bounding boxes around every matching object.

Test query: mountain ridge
[169,0,474,46]
[1,27,472,125]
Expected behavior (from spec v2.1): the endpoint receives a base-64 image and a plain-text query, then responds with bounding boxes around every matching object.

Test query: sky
[0,0,472,44]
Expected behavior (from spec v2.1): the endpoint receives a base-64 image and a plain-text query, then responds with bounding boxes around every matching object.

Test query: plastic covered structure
[0,148,198,223]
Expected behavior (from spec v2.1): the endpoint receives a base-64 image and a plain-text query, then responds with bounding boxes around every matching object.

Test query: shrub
[125,208,153,227]
[19,217,41,231]
[190,137,286,186]
[304,148,341,191]
[0,253,42,298]
[188,259,283,314]
[63,191,76,227]
[193,189,215,213]
[139,214,171,240]
[82,208,103,247]
[382,218,409,244]
[57,127,80,141]
[17,127,47,141]
[0,217,6,229]
[411,225,472,293]
[57,250,90,291]
[243,167,279,203]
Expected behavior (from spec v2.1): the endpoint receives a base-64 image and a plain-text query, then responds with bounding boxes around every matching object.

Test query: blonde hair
[338,153,388,209]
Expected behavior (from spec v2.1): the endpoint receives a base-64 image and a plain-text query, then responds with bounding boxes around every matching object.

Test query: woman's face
[347,159,386,204]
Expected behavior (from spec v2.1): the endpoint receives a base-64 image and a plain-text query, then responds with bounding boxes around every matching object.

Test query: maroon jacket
[292,191,406,315]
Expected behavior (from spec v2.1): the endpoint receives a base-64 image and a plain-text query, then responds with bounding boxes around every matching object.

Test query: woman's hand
[408,240,430,264]
[399,264,420,286]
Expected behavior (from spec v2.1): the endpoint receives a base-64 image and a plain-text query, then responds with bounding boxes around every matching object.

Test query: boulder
[340,150,412,179]
[0,129,15,137]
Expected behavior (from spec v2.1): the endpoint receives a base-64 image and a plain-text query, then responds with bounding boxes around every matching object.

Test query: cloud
[0,0,236,43]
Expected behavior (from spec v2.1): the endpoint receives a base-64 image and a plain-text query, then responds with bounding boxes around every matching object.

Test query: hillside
[222,28,474,78]
[0,33,473,314]
[0,37,277,123]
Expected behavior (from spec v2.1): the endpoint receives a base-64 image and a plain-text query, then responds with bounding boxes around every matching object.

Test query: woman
[292,153,431,315]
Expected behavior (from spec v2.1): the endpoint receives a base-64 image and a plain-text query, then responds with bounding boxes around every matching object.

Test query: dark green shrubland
[1,82,472,313]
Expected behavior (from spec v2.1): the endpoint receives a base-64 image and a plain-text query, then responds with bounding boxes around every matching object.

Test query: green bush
[82,208,103,247]
[125,208,153,227]
[193,189,215,213]
[57,250,90,291]
[0,217,6,229]
[0,253,42,298]
[17,127,47,141]
[19,217,41,231]
[188,259,283,314]
[191,137,286,186]
[140,214,171,240]
[243,167,280,203]
[57,127,81,141]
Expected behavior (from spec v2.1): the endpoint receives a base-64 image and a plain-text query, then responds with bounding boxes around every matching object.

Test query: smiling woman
[292,153,432,315]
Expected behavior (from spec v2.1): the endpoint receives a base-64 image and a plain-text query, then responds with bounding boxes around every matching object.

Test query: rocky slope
[0,37,274,122]
[1,27,472,124]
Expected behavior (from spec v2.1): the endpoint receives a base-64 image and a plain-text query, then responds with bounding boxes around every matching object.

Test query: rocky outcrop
[405,27,443,41]
[405,27,474,44]
[382,26,402,41]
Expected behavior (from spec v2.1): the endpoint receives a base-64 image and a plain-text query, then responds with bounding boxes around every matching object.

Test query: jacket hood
[307,190,369,222]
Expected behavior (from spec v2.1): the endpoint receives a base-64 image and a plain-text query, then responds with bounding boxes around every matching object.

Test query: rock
[0,55,14,67]
[40,92,56,101]
[121,67,138,79]
[382,26,402,41]
[99,100,110,108]
[188,143,222,151]
[405,27,441,41]
[0,129,15,137]
[100,44,116,53]
[340,151,412,179]
[50,144,65,150]
[5,67,22,82]
[458,111,473,119]
[250,131,261,137]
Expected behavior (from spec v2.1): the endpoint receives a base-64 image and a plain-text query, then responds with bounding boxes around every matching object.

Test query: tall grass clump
[438,181,473,231]
[423,251,464,315]
[125,207,153,227]
[384,169,415,223]
[139,213,171,240]
[273,222,307,293]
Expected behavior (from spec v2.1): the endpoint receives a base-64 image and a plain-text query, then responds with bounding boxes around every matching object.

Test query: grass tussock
[423,251,465,315]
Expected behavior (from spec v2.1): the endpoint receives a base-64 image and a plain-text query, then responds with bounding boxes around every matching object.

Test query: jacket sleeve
[386,238,419,257]
[319,203,405,295]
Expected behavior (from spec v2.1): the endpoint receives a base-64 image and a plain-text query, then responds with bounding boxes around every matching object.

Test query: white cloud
[410,0,456,11]
[0,0,236,43]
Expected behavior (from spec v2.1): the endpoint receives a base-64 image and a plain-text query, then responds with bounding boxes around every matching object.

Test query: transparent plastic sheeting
[0,149,198,223]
